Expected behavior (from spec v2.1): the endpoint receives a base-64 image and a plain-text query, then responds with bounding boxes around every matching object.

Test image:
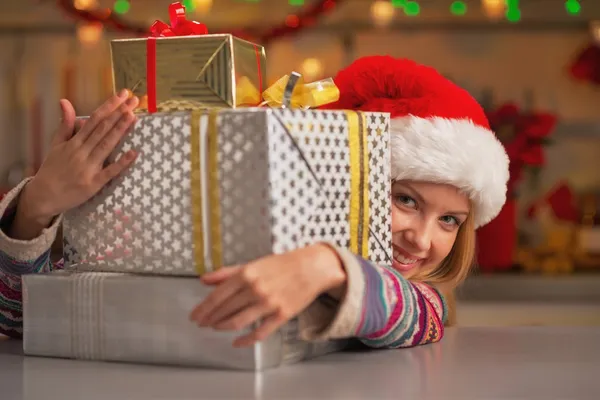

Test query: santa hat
[323,56,510,228]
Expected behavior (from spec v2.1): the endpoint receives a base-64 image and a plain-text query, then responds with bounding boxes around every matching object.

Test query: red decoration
[149,2,208,37]
[146,38,157,113]
[527,182,580,223]
[55,0,342,45]
[145,2,210,112]
[569,43,600,86]
[476,198,518,272]
[477,103,558,273]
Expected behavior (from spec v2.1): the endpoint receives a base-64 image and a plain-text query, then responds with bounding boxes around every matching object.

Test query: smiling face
[390,180,471,279]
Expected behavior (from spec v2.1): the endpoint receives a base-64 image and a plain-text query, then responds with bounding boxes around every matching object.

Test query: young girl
[188,56,509,348]
[0,57,509,351]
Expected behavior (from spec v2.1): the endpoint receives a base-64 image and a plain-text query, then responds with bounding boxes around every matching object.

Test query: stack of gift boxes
[21,2,392,371]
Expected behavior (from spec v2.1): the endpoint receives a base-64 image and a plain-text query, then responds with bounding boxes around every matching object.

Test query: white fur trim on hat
[390,116,510,228]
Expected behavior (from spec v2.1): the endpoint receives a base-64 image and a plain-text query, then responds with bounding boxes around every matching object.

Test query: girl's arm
[298,245,448,349]
[1,94,139,339]
[0,179,64,338]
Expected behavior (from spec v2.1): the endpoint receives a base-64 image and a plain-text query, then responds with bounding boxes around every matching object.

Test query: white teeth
[393,249,418,265]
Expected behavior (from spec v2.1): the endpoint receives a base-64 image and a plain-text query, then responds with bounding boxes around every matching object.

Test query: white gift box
[22,270,347,370]
[63,109,391,276]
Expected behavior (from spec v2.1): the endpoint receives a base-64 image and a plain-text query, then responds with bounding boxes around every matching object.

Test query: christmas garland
[56,0,342,45]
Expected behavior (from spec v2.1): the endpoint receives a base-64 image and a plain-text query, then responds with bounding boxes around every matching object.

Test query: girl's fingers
[71,90,130,145]
[51,99,76,146]
[201,266,241,285]
[88,111,137,164]
[212,300,273,332]
[204,288,264,328]
[189,278,244,325]
[95,150,138,188]
[82,96,139,156]
[233,313,283,348]
[74,118,87,135]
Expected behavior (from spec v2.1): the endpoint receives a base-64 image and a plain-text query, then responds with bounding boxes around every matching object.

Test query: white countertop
[1,326,599,400]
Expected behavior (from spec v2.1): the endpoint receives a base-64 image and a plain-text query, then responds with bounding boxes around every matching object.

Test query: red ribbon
[146,2,208,112]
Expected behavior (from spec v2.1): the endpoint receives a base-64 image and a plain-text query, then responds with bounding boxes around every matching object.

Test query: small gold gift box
[110,34,266,112]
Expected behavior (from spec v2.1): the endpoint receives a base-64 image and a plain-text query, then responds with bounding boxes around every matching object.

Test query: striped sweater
[0,179,447,348]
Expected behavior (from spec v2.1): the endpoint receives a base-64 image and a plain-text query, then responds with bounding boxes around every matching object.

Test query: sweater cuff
[298,244,365,341]
[0,178,62,262]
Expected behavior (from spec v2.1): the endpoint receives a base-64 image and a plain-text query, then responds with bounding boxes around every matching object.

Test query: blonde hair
[409,210,476,326]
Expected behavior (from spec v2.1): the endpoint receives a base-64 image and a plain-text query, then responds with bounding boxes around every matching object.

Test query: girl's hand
[9,92,139,240]
[189,244,346,348]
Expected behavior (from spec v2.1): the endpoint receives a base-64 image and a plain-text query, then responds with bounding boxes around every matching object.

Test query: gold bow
[236,72,340,109]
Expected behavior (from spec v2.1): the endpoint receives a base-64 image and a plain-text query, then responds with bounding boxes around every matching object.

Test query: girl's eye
[440,215,460,226]
[395,195,417,209]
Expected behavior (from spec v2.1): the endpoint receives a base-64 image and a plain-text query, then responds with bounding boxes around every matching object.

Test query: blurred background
[1,0,600,326]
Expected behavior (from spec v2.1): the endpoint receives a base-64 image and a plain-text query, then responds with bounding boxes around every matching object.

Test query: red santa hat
[323,56,509,227]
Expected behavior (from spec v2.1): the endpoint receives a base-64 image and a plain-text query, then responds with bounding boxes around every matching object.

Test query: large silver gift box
[63,108,391,276]
[22,270,347,370]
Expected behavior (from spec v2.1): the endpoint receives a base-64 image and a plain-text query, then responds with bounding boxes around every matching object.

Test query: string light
[113,0,130,14]
[300,58,323,81]
[74,0,97,10]
[193,0,213,14]
[388,0,418,16]
[591,21,600,43]
[58,0,343,42]
[182,0,196,11]
[505,0,521,23]
[403,1,420,16]
[450,1,467,16]
[285,14,300,27]
[565,0,581,16]
[370,0,395,27]
[481,0,505,20]
[77,22,103,46]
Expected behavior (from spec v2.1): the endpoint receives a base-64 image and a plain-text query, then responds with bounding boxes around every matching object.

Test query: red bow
[149,2,208,37]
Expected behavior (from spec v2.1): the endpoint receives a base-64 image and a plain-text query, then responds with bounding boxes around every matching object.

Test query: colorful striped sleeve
[0,179,64,339]
[298,245,447,349]
[351,256,446,348]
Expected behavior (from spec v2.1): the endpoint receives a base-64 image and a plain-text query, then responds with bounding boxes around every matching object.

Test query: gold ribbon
[191,110,223,275]
[346,111,370,258]
[191,111,204,274]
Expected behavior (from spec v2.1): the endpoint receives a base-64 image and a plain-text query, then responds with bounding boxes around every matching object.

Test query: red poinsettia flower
[519,112,558,139]
[520,144,545,166]
[487,103,556,166]
[486,103,557,195]
[487,103,520,127]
